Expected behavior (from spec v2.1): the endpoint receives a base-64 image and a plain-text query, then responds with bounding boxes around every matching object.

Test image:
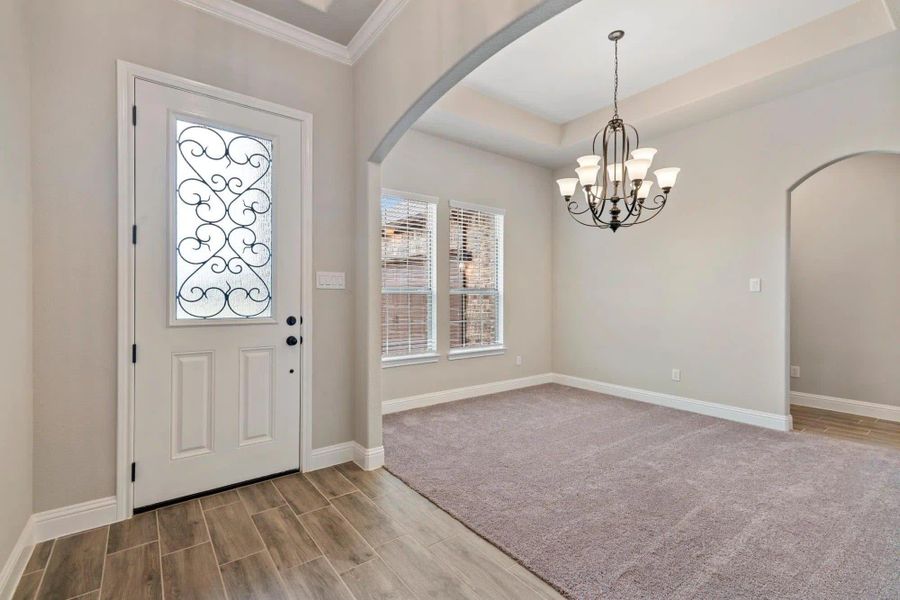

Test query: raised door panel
[239,347,275,446]
[171,352,214,459]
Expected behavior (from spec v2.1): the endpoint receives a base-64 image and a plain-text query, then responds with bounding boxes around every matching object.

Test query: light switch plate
[749,278,762,293]
[790,365,800,378]
[671,368,681,382]
[316,271,346,290]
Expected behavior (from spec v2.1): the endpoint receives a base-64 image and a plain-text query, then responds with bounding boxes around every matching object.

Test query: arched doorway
[785,151,900,444]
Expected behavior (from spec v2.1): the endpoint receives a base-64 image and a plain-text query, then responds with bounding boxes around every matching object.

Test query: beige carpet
[383,384,900,600]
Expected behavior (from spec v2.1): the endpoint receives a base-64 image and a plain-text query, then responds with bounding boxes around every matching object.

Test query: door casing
[116,60,314,520]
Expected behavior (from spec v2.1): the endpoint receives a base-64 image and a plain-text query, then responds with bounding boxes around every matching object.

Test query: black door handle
[286,336,298,346]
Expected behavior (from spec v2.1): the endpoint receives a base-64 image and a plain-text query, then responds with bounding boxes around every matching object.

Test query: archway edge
[783,149,900,417]
[788,150,900,192]
[359,0,581,164]
[352,0,580,451]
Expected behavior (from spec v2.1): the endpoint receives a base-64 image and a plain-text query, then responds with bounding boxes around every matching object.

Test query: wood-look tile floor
[791,405,900,449]
[14,463,563,600]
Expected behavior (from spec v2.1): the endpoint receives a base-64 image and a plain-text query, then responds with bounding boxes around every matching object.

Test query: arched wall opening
[784,151,900,420]
[353,0,580,452]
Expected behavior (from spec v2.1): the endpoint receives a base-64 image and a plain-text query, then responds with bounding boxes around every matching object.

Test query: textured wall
[791,153,899,406]
[0,0,34,564]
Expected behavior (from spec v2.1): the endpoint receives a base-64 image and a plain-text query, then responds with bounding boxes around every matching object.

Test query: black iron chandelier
[556,30,680,232]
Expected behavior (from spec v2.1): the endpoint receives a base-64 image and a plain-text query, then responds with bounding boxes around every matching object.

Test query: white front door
[133,79,303,508]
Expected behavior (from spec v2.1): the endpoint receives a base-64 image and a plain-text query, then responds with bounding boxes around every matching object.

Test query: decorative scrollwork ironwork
[174,120,274,319]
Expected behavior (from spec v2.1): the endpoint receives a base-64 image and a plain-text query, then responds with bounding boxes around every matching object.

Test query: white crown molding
[791,391,900,422]
[175,0,408,65]
[175,0,351,64]
[347,0,409,62]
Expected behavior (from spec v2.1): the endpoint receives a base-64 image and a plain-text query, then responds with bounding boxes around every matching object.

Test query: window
[174,119,274,320]
[381,190,438,365]
[449,201,504,357]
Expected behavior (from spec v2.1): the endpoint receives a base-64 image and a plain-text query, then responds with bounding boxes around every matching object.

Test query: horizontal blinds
[449,204,504,350]
[381,192,437,358]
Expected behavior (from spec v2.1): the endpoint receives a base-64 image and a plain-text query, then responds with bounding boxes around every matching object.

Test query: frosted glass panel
[175,119,273,320]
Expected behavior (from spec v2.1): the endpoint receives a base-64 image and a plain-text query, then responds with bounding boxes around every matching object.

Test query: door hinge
[132,105,137,126]
[131,462,136,482]
[132,344,137,363]
[131,224,137,244]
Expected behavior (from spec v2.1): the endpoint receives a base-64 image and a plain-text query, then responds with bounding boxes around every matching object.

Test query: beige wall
[29,0,356,511]
[0,0,34,563]
[552,64,900,417]
[790,153,899,406]
[381,130,553,399]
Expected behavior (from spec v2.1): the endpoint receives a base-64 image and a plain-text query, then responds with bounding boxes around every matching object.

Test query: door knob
[286,336,298,346]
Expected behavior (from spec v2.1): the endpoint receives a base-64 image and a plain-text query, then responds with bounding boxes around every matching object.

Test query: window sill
[382,353,440,369]
[447,346,506,361]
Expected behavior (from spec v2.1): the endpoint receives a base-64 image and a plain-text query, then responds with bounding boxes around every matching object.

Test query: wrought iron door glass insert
[175,119,274,319]
[555,30,681,232]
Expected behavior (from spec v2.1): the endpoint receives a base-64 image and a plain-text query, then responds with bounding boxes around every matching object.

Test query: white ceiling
[233,0,382,44]
[463,0,857,123]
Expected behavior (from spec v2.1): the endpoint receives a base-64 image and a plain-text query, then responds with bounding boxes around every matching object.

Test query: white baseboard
[554,374,793,432]
[32,496,118,543]
[354,443,385,471]
[307,442,356,471]
[0,517,34,600]
[307,442,385,472]
[382,373,554,415]
[791,391,899,422]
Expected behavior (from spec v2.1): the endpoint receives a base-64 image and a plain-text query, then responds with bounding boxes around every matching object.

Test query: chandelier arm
[620,192,640,222]
[626,122,640,154]
[588,194,608,223]
[619,199,668,227]
[567,211,611,228]
[614,187,643,226]
[566,193,604,218]
[638,193,667,211]
[566,200,594,216]
[575,190,610,226]
[628,200,643,224]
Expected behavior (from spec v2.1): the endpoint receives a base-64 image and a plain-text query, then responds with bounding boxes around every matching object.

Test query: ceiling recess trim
[348,0,408,62]
[175,0,409,65]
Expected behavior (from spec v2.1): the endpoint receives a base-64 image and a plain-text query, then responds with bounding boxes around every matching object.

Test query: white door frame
[116,61,314,520]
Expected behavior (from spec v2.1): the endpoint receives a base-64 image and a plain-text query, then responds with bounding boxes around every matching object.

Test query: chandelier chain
[613,37,619,119]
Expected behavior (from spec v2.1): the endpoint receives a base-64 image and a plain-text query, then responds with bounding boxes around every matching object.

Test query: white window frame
[380,189,439,368]
[447,200,505,360]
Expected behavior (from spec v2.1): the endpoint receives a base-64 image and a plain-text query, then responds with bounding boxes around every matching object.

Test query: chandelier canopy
[556,30,680,232]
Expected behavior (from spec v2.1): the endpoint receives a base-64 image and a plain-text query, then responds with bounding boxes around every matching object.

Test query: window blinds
[381,191,437,358]
[449,202,504,350]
